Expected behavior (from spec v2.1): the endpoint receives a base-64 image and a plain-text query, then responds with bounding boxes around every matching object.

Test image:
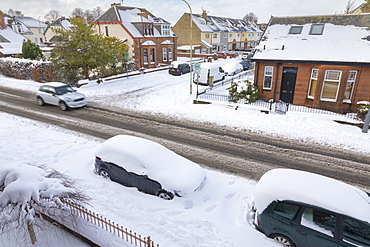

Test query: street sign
[194,62,201,73]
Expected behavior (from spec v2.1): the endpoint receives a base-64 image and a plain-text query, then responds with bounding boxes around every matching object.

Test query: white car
[36,82,87,111]
[94,135,206,200]
[222,62,244,76]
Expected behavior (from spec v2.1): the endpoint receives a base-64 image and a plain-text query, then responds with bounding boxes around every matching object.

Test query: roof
[15,17,47,28]
[254,169,370,223]
[0,27,26,55]
[253,14,370,65]
[95,5,175,38]
[189,13,262,33]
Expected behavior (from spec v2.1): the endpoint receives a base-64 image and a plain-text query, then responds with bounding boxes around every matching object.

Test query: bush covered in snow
[228,79,259,104]
[0,58,55,83]
[357,101,370,121]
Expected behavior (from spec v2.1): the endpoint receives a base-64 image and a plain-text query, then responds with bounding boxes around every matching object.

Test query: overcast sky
[0,0,365,24]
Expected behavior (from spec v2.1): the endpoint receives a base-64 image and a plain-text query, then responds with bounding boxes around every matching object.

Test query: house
[172,11,262,55]
[0,12,26,57]
[44,17,72,43]
[252,14,370,113]
[7,16,47,45]
[93,3,177,69]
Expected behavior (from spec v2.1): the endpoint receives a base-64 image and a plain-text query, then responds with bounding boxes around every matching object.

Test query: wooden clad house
[93,4,177,69]
[252,14,370,113]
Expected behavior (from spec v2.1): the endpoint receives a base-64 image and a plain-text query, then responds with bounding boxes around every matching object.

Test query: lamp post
[182,0,193,94]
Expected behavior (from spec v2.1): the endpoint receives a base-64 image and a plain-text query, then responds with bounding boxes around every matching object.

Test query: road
[1,85,369,191]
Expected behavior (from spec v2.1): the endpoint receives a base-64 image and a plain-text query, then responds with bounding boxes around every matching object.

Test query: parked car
[36,82,87,111]
[222,62,243,76]
[241,52,251,60]
[240,59,252,71]
[216,52,227,59]
[94,135,206,200]
[193,63,225,86]
[169,61,190,76]
[252,169,370,247]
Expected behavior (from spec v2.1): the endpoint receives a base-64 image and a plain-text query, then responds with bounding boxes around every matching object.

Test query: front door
[280,67,298,103]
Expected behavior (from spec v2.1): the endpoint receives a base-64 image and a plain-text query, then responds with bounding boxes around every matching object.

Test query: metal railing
[60,199,159,247]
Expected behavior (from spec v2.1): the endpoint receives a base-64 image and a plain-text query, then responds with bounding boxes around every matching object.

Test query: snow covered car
[252,169,370,247]
[94,135,206,200]
[36,82,87,111]
[240,59,252,71]
[222,62,243,76]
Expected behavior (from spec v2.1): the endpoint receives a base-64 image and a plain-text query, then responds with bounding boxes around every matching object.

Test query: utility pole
[362,109,370,133]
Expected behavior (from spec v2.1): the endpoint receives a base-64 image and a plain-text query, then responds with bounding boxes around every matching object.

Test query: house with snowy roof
[0,12,26,57]
[93,3,177,69]
[6,16,47,45]
[252,14,370,113]
[173,10,262,54]
[44,17,72,43]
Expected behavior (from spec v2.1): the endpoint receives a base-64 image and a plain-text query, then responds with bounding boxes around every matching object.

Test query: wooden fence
[60,199,159,247]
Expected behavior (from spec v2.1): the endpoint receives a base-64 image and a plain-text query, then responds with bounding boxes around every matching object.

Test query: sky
[0,0,365,25]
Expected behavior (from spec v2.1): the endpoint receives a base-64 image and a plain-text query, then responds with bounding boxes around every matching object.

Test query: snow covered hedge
[0,57,55,83]
[357,101,370,121]
[228,79,259,104]
[0,162,88,230]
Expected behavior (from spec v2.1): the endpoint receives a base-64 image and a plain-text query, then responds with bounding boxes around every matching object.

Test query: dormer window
[309,24,324,35]
[289,26,303,34]
[144,23,154,36]
[162,25,170,36]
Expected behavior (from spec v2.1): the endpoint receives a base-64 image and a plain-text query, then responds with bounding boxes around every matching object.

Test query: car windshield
[55,86,75,95]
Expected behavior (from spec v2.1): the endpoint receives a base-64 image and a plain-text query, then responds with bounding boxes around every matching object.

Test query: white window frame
[213,33,217,38]
[162,47,167,62]
[143,48,148,64]
[321,70,342,101]
[168,47,173,61]
[263,66,273,90]
[205,33,210,39]
[343,70,357,103]
[307,68,319,99]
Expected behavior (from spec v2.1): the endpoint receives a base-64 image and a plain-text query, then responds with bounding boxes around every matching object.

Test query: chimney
[111,3,121,7]
[0,12,6,30]
[202,10,207,20]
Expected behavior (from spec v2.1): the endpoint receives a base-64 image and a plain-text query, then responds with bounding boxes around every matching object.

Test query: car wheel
[59,101,68,111]
[99,169,112,180]
[156,190,174,200]
[270,234,295,247]
[37,97,44,106]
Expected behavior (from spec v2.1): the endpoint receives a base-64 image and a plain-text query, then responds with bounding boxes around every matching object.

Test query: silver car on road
[36,82,87,111]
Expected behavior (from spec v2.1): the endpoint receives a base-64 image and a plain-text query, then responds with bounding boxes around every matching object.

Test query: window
[38,28,42,34]
[162,25,170,36]
[301,207,336,237]
[223,33,227,38]
[308,68,319,99]
[205,33,210,39]
[150,48,155,63]
[143,49,148,64]
[229,33,232,37]
[144,24,153,36]
[162,47,167,62]
[289,26,303,34]
[213,33,217,38]
[105,26,109,37]
[168,47,173,61]
[342,217,370,246]
[309,24,325,35]
[273,202,300,220]
[321,70,342,101]
[344,70,357,102]
[263,66,273,89]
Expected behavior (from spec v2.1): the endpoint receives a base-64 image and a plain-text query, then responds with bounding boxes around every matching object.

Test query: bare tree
[45,10,61,23]
[243,12,258,22]
[70,7,85,18]
[7,9,23,17]
[92,6,104,20]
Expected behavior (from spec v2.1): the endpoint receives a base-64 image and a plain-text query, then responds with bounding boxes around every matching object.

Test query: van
[252,169,370,247]
[193,63,225,86]
[168,61,190,76]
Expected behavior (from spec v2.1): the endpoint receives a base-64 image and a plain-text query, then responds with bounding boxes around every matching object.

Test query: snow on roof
[201,39,212,48]
[161,39,174,45]
[253,15,370,64]
[15,16,47,28]
[253,169,370,223]
[141,40,156,45]
[94,135,206,194]
[0,27,26,55]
